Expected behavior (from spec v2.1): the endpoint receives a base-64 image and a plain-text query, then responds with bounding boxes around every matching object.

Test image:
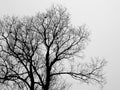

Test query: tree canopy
[0,6,106,90]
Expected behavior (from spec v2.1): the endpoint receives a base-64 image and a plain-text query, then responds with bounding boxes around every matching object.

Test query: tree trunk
[44,47,51,90]
[44,68,51,90]
[30,61,35,90]
[30,84,34,90]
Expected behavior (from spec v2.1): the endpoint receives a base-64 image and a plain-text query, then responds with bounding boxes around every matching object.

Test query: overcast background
[0,0,120,90]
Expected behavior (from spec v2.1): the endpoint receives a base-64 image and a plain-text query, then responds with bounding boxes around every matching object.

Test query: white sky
[0,0,120,90]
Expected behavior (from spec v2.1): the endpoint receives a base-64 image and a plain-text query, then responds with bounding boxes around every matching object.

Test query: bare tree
[0,6,106,90]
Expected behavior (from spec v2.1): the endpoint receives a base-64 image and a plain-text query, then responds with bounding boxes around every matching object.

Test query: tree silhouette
[0,6,106,90]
